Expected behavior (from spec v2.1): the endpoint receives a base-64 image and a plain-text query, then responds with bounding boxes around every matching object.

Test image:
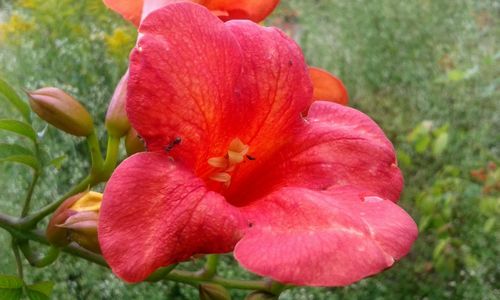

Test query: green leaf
[0,155,40,170]
[407,121,432,142]
[396,150,412,168]
[0,144,40,170]
[483,218,495,233]
[0,119,37,143]
[432,132,449,157]
[447,69,465,82]
[0,143,35,156]
[48,155,67,169]
[433,238,449,259]
[0,274,23,300]
[26,281,54,300]
[414,134,431,153]
[0,78,31,122]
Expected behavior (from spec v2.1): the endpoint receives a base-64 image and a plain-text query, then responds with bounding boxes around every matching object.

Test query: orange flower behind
[103,0,280,26]
[309,66,349,106]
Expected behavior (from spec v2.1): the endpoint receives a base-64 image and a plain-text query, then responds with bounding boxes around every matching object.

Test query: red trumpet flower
[99,3,417,286]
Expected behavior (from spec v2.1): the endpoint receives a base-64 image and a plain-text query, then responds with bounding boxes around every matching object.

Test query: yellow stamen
[228,150,244,164]
[209,172,231,183]
[207,138,252,187]
[228,138,248,154]
[208,157,228,168]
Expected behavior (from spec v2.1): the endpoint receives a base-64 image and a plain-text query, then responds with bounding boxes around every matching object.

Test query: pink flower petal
[234,186,418,286]
[98,152,243,282]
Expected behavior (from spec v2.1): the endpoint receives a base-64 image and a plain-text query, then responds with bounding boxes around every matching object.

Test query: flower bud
[199,283,231,300]
[245,292,278,300]
[46,191,102,253]
[105,71,130,137]
[125,127,145,155]
[28,87,94,136]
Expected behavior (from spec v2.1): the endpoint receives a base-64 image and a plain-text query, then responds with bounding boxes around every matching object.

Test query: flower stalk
[17,175,93,230]
[20,170,39,217]
[200,254,219,279]
[11,239,24,279]
[87,130,104,175]
[17,129,121,230]
[18,241,60,268]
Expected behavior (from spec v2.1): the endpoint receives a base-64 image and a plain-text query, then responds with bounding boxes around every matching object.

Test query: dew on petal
[363,196,384,203]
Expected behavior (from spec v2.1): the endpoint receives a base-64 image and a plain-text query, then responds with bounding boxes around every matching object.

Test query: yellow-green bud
[245,292,278,300]
[105,72,130,137]
[125,127,145,155]
[199,283,231,300]
[28,87,93,136]
[46,191,102,253]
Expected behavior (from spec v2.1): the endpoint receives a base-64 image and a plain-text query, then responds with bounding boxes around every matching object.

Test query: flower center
[207,138,252,187]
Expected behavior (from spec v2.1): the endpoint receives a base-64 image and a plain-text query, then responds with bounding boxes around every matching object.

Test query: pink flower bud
[46,191,102,253]
[28,87,94,136]
[199,283,231,300]
[125,127,145,155]
[105,71,131,137]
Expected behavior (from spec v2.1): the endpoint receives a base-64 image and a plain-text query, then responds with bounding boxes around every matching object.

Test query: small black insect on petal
[164,137,182,152]
[246,154,256,161]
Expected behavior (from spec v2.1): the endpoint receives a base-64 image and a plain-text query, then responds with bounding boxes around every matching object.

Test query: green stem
[101,135,120,180]
[18,132,119,229]
[87,131,104,173]
[21,171,39,217]
[210,275,270,291]
[0,214,106,266]
[147,264,178,282]
[18,241,60,268]
[11,239,24,279]
[165,270,270,291]
[18,175,93,229]
[201,254,219,279]
[0,212,279,293]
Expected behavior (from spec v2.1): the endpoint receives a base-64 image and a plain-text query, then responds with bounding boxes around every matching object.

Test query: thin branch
[1,212,279,293]
[18,175,93,229]
[21,171,39,217]
[11,239,24,279]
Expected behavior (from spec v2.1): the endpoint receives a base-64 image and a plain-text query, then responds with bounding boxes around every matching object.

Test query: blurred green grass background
[0,0,498,299]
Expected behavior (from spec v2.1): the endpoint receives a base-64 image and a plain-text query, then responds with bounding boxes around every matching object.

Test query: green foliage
[0,274,54,300]
[0,119,37,143]
[0,78,31,122]
[407,121,450,157]
[0,274,23,300]
[25,281,54,300]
